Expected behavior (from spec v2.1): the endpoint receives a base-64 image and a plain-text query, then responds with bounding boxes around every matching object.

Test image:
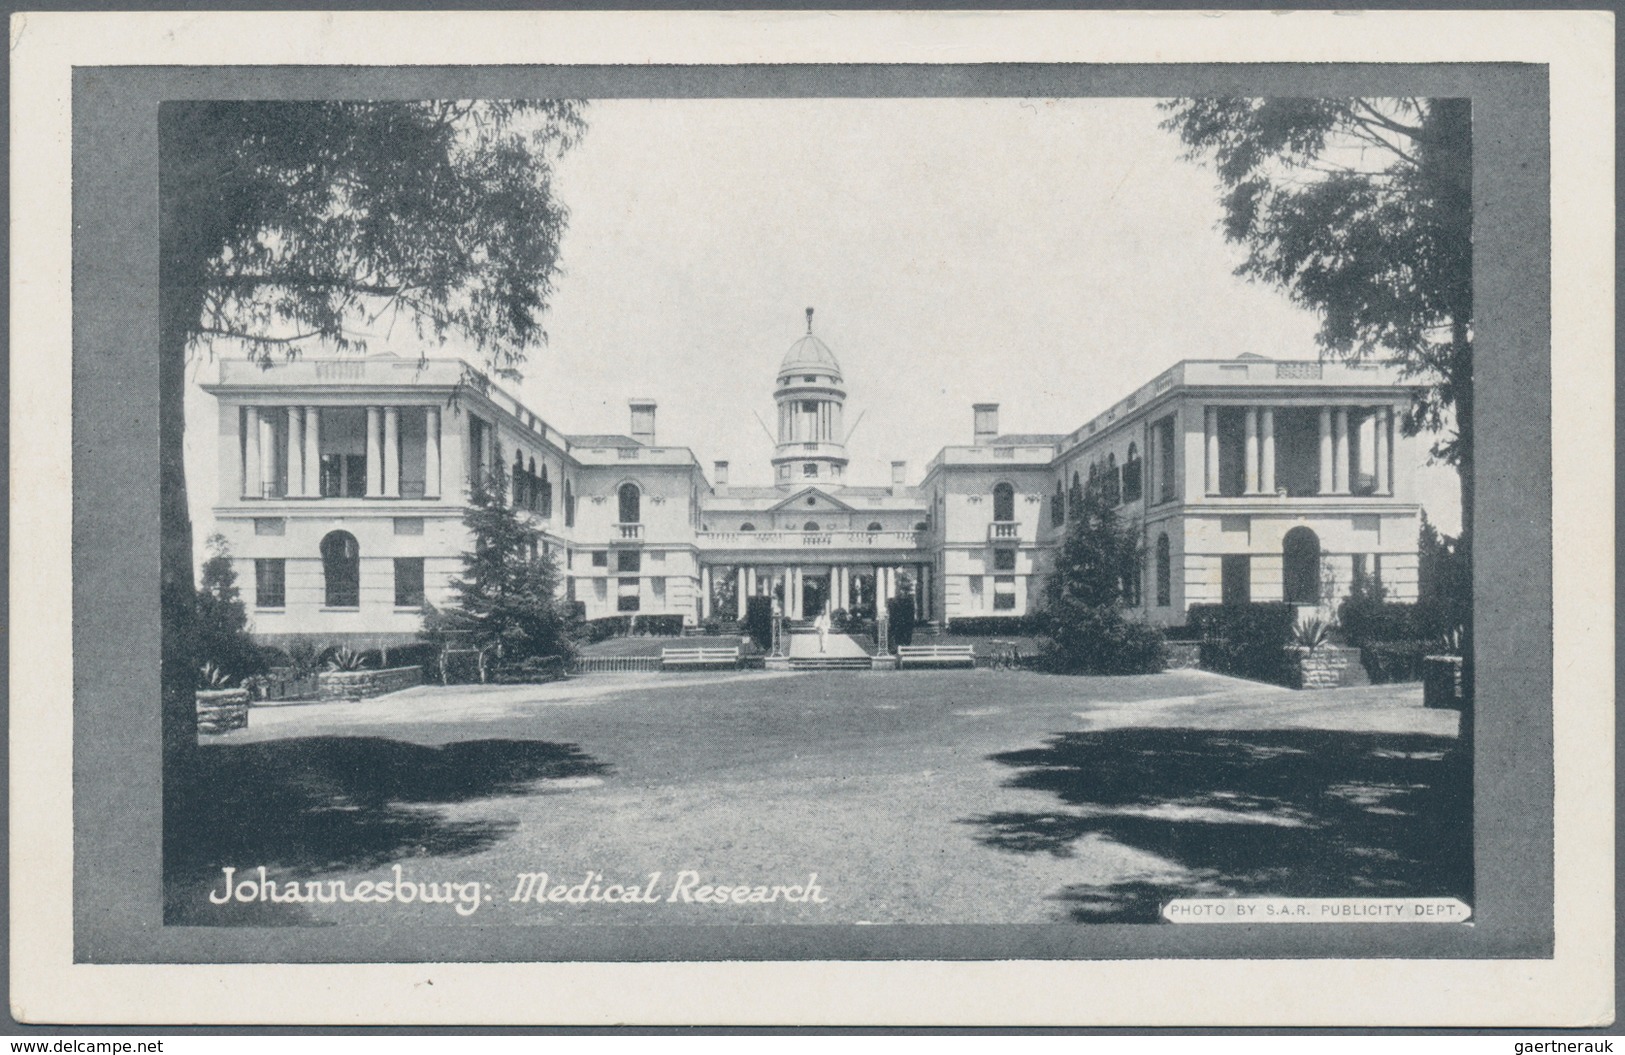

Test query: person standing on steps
[815,610,829,653]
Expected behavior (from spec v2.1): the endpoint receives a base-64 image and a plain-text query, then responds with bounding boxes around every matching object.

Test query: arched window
[1123,442,1143,503]
[804,521,820,532]
[1052,480,1065,526]
[512,451,527,508]
[618,482,641,524]
[1068,471,1083,518]
[867,521,883,532]
[564,480,575,527]
[1155,534,1171,608]
[739,522,756,532]
[1105,453,1121,506]
[1283,526,1322,605]
[321,530,360,608]
[992,482,1015,523]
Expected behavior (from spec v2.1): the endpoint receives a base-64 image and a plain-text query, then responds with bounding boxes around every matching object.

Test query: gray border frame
[71,62,1552,964]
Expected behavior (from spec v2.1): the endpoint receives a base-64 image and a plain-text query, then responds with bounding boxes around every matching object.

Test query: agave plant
[1292,616,1332,651]
[326,646,369,672]
[198,662,235,689]
[1432,625,1464,656]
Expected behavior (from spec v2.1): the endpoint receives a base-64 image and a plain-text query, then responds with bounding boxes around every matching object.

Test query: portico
[700,555,934,621]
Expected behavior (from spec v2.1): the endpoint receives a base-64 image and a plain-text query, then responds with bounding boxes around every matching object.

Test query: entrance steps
[787,655,873,671]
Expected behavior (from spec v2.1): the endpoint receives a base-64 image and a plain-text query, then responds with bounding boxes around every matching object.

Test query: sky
[186,96,1462,535]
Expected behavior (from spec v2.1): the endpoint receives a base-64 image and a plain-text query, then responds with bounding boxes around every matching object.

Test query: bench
[895,645,976,669]
[661,646,741,671]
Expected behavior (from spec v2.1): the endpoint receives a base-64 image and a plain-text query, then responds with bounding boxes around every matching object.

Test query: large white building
[201,314,1425,649]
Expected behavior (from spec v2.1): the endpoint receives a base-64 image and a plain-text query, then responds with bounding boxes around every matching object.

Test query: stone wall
[1289,645,1361,690]
[317,665,423,702]
[196,688,249,734]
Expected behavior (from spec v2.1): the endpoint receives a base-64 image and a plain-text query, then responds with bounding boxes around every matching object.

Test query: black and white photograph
[11,8,1612,1027]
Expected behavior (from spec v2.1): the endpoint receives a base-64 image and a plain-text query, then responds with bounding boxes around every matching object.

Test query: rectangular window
[651,576,666,597]
[1352,553,1368,591]
[803,463,818,477]
[617,578,641,612]
[618,550,642,573]
[993,575,1017,611]
[591,551,608,568]
[393,517,425,536]
[968,575,985,610]
[1221,555,1251,606]
[1158,417,1177,502]
[993,548,1017,571]
[253,517,285,536]
[343,454,367,497]
[394,558,425,607]
[255,559,286,608]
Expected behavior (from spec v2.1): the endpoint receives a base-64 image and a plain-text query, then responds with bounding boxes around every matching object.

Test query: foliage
[1416,511,1470,641]
[159,100,586,768]
[325,647,369,673]
[744,596,774,652]
[829,608,850,633]
[1160,98,1472,467]
[1161,96,1474,704]
[947,616,1037,636]
[887,596,916,648]
[1360,640,1431,684]
[283,640,323,678]
[1036,487,1165,674]
[193,534,267,683]
[197,663,235,690]
[423,464,578,676]
[1188,603,1298,685]
[1292,616,1332,650]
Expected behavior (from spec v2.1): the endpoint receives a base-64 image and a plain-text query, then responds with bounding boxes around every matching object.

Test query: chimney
[973,403,1000,446]
[713,460,730,490]
[629,399,657,445]
[891,461,907,491]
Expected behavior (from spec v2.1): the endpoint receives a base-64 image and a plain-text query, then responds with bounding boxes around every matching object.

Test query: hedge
[1338,598,1421,649]
[1359,640,1431,684]
[1187,602,1297,686]
[887,597,916,648]
[744,596,774,652]
[584,613,687,642]
[946,616,1036,636]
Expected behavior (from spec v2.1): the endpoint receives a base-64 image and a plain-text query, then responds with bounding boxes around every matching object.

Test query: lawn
[170,669,1467,928]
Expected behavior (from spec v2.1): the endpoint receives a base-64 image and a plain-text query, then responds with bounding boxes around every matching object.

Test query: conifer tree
[1038,487,1165,674]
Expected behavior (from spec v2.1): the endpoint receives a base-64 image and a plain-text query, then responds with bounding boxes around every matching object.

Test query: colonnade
[698,562,931,621]
[241,405,441,499]
[1203,404,1394,497]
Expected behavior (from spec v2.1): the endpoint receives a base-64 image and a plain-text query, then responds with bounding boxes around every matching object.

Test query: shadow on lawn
[966,728,1471,923]
[165,736,609,924]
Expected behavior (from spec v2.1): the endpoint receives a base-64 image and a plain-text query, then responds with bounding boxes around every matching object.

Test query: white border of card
[11,9,1614,1027]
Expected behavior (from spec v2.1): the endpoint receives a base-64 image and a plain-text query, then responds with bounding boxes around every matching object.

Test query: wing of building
[200,315,1426,649]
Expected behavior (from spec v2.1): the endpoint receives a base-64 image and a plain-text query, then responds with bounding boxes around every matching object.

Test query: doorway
[800,576,827,619]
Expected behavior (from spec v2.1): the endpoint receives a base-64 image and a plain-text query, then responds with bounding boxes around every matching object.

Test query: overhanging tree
[1160,97,1474,703]
[160,101,585,769]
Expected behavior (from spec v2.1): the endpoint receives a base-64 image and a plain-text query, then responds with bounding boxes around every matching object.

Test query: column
[1204,406,1220,494]
[1334,408,1351,494]
[1243,407,1260,495]
[243,407,262,498]
[303,407,321,497]
[424,407,441,498]
[383,406,401,497]
[792,567,803,619]
[257,409,276,499]
[1374,407,1391,495]
[1260,407,1276,495]
[286,407,304,497]
[366,407,383,496]
[736,567,747,620]
[1318,407,1334,494]
[700,566,712,619]
[746,567,757,597]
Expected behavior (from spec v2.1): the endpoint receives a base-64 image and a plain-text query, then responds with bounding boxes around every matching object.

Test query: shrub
[1188,602,1297,685]
[1360,640,1430,684]
[585,615,634,643]
[326,647,369,672]
[946,616,1035,636]
[744,596,774,652]
[829,608,850,632]
[887,596,916,648]
[632,614,686,637]
[1037,605,1167,675]
[490,655,567,684]
[1338,596,1420,649]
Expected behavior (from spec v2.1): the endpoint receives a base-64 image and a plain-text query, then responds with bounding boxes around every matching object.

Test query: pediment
[766,486,857,513]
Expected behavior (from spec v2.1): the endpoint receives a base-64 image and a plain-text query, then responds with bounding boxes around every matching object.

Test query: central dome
[779,307,842,376]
